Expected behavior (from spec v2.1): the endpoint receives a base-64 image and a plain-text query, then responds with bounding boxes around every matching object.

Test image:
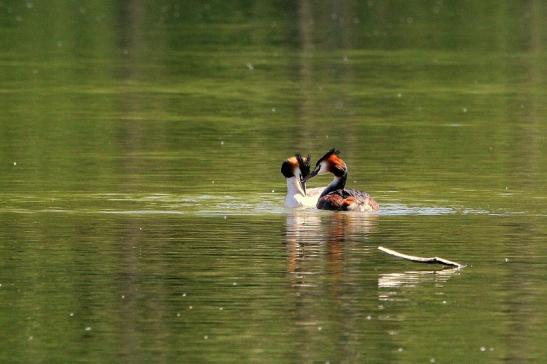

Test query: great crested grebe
[306,149,379,212]
[281,153,318,208]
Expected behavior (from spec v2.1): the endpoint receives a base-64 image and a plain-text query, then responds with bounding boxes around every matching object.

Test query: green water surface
[1,1,546,363]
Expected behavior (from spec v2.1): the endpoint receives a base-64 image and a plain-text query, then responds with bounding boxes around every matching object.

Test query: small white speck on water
[271,189,275,193]
[430,358,436,363]
[223,216,227,220]
[13,162,16,166]
[211,180,215,184]
[219,307,223,311]
[463,107,468,113]
[442,300,447,304]
[505,186,508,190]
[139,227,142,231]
[69,312,74,317]
[317,326,322,331]
[480,346,486,352]
[121,295,125,299]
[272,107,276,112]
[505,258,509,263]
[28,336,34,341]
[176,313,181,317]
[188,305,193,310]
[232,282,237,286]
[182,293,187,297]
[489,347,494,351]
[220,140,224,145]
[397,93,402,98]
[325,361,330,364]
[398,347,404,352]
[85,326,92,331]
[326,135,329,139]
[203,335,208,340]
[246,63,254,71]
[366,315,372,320]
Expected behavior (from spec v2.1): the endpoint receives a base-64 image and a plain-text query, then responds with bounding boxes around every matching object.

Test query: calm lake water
[1,1,546,362]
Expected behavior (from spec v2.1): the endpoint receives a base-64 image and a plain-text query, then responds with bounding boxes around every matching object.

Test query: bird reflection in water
[285,210,462,304]
[285,210,379,288]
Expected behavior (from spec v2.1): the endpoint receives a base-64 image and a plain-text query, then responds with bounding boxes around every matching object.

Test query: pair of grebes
[281,148,379,212]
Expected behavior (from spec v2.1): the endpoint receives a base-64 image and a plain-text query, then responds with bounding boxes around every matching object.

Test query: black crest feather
[316,148,340,166]
[281,160,293,178]
[281,153,312,178]
[296,153,311,179]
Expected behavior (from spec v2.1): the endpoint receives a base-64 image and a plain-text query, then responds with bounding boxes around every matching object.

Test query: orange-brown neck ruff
[281,157,299,178]
[287,157,298,166]
[327,154,347,177]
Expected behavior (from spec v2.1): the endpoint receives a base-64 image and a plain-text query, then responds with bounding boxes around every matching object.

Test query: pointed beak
[305,166,319,182]
[299,175,307,195]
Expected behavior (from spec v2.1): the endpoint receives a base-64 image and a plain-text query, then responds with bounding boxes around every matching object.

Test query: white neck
[286,177,305,197]
[285,177,307,208]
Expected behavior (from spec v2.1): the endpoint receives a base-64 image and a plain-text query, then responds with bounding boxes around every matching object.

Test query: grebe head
[281,153,311,193]
[307,148,347,180]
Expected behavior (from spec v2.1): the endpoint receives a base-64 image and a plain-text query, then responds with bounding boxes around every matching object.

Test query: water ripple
[0,193,528,217]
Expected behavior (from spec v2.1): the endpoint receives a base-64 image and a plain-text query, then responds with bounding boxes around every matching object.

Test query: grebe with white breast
[281,153,318,208]
[306,149,379,212]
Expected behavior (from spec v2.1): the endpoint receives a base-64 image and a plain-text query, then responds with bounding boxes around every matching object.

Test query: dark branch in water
[378,246,465,269]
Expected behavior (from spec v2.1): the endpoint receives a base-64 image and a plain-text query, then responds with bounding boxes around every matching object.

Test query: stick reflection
[378,268,462,301]
[285,210,462,303]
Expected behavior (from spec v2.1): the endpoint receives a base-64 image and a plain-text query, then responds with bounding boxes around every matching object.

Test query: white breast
[284,177,321,208]
[285,192,319,208]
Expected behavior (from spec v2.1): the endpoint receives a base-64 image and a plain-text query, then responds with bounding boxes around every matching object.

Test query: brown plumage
[317,189,379,212]
[308,149,379,212]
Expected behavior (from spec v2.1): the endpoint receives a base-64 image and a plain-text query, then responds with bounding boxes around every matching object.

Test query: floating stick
[378,246,464,269]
